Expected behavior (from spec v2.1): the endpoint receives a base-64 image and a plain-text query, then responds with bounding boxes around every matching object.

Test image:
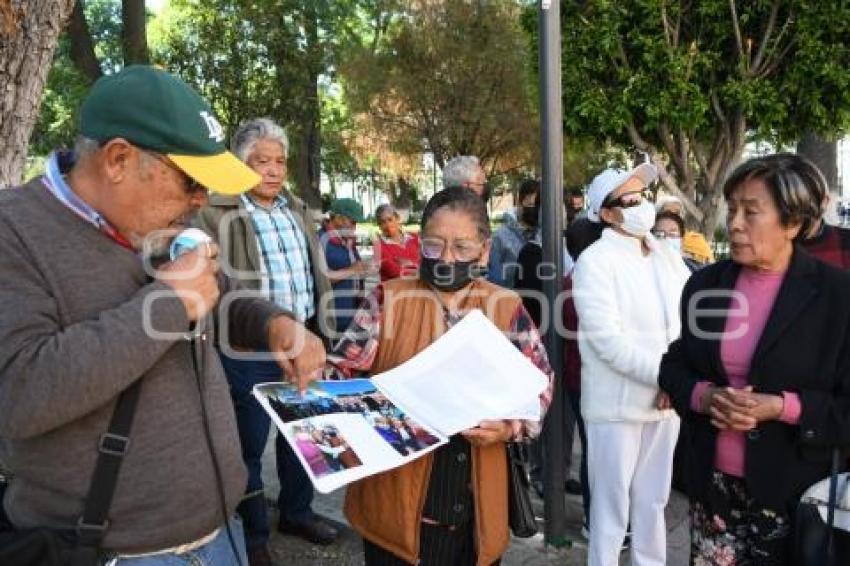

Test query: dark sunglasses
[602,189,650,210]
[142,150,206,195]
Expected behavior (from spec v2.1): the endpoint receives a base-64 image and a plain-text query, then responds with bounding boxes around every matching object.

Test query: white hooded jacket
[573,228,690,422]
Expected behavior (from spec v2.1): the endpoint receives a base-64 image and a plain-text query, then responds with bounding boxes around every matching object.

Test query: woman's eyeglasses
[651,230,682,239]
[420,237,485,262]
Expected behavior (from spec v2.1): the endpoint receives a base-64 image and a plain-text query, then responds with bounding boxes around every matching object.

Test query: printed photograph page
[372,309,548,437]
[253,379,447,492]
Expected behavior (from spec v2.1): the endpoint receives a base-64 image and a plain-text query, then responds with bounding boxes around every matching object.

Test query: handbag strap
[75,379,143,549]
[826,447,842,563]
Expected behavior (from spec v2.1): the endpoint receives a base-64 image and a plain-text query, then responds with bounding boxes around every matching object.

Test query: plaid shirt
[326,284,554,438]
[241,193,315,321]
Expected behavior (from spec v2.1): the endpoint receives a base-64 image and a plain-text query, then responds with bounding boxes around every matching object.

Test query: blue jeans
[108,517,248,565]
[218,355,314,550]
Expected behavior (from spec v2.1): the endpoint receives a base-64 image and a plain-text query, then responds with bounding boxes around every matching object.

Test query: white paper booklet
[253,309,549,493]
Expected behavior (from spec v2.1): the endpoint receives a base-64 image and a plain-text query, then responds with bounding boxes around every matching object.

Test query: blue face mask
[665,237,683,254]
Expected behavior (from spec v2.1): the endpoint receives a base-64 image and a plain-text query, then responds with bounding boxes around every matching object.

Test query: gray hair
[73,135,162,177]
[375,203,398,220]
[722,153,827,241]
[73,136,101,162]
[655,194,682,213]
[442,156,481,189]
[421,187,491,240]
[231,118,289,162]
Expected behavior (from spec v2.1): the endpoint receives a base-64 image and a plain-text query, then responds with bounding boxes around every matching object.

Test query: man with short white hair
[197,117,340,564]
[573,163,689,566]
[442,155,488,199]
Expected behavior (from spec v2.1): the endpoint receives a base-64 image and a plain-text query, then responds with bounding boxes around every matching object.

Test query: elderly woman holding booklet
[328,187,554,566]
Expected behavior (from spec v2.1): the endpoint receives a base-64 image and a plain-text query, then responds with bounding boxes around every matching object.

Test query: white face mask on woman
[619,200,657,237]
[665,237,683,254]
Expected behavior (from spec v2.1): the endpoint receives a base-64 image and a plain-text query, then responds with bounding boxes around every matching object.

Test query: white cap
[586,163,658,222]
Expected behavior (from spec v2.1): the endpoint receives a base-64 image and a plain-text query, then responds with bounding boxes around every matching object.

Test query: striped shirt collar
[42,151,106,230]
[42,151,134,250]
[241,192,288,212]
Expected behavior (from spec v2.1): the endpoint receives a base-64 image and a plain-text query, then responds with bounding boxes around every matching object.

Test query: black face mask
[520,205,539,227]
[420,257,485,292]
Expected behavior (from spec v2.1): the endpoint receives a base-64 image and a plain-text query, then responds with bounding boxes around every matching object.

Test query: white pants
[586,418,679,566]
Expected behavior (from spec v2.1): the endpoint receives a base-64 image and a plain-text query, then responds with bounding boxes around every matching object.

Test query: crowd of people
[2,63,850,566]
[289,423,362,478]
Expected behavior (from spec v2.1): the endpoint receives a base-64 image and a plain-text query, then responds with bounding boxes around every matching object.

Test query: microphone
[168,228,213,337]
[169,228,212,261]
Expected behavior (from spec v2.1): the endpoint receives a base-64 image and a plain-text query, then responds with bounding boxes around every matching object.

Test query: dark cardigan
[659,246,850,511]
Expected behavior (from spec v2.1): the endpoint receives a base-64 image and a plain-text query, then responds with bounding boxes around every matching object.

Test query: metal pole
[539,0,568,548]
[432,152,438,197]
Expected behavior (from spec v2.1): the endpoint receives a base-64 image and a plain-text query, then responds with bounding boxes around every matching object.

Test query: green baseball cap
[329,198,365,222]
[80,65,259,195]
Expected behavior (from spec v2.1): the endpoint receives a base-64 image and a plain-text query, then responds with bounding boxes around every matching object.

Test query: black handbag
[795,448,850,565]
[506,441,538,538]
[0,379,142,566]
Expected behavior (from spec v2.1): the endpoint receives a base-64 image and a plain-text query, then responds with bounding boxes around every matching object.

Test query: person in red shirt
[803,218,850,269]
[374,203,421,281]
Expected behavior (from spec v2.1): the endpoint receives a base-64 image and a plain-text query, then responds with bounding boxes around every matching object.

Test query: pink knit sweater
[690,268,801,477]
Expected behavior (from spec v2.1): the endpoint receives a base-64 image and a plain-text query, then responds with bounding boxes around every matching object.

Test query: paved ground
[261,434,691,565]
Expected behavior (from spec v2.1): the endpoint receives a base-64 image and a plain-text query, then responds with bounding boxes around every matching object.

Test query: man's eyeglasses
[602,189,651,210]
[142,150,206,195]
[420,236,485,262]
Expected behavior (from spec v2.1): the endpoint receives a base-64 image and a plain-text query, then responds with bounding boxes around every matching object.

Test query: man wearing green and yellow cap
[0,66,325,564]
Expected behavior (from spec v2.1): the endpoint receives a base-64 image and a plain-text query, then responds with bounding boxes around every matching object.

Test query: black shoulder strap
[74,379,143,550]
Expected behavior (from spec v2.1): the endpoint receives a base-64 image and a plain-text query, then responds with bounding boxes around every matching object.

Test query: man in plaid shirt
[197,118,339,565]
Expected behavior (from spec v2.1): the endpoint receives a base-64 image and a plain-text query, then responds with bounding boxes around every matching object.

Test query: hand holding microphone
[157,228,220,322]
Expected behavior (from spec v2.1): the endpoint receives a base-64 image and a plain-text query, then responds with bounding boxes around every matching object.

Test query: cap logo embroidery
[200,111,225,143]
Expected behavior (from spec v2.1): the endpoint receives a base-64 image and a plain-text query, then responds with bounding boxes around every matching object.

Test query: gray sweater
[0,179,286,553]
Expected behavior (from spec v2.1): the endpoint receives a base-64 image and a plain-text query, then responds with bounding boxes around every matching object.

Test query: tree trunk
[68,0,101,82]
[121,0,148,65]
[289,6,322,210]
[696,181,726,242]
[290,95,322,210]
[696,144,746,241]
[392,176,415,209]
[797,133,840,224]
[797,132,838,191]
[0,0,76,188]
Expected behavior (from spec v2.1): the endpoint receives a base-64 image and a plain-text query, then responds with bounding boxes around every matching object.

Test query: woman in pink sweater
[659,154,850,564]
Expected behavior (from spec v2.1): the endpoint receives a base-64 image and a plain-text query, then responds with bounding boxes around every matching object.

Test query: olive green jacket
[195,191,336,336]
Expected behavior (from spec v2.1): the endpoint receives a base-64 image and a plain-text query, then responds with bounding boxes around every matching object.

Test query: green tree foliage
[155,0,369,207]
[29,0,125,156]
[342,0,539,176]
[530,0,850,235]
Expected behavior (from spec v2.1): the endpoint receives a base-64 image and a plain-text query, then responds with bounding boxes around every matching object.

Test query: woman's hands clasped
[700,385,784,431]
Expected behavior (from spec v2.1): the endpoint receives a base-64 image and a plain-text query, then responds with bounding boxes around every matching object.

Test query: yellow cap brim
[169,151,260,195]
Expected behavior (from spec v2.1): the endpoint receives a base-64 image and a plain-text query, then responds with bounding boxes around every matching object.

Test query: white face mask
[619,200,656,237]
[665,237,683,254]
